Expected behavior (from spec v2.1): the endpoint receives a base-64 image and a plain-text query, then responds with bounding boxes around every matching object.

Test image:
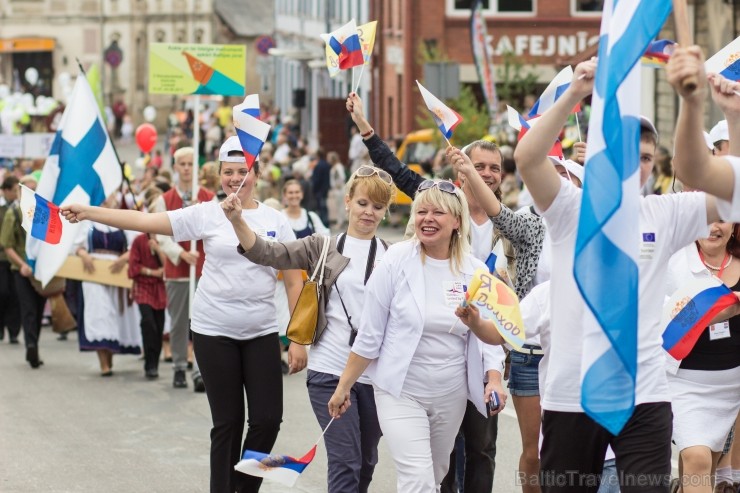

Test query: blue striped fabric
[574,0,672,435]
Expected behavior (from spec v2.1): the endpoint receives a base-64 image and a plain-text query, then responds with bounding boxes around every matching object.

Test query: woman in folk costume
[74,192,141,376]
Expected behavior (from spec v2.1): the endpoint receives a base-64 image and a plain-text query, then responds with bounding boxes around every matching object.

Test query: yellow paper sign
[467,268,526,351]
[149,43,245,96]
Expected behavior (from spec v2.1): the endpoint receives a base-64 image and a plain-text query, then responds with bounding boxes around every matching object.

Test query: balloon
[0,85,8,99]
[24,67,39,86]
[20,93,34,110]
[135,123,158,153]
[143,105,157,123]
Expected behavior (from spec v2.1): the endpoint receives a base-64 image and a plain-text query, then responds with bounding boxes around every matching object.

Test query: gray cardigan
[237,233,351,344]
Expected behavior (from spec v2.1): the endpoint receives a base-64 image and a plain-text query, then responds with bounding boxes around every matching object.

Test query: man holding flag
[511,2,731,490]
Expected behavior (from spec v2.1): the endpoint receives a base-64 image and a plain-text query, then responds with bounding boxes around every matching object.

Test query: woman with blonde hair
[328,180,500,492]
[222,164,394,493]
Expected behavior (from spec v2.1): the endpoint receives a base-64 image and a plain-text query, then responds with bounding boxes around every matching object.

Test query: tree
[495,52,539,109]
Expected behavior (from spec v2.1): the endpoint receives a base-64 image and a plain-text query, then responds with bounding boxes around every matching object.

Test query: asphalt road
[0,329,526,492]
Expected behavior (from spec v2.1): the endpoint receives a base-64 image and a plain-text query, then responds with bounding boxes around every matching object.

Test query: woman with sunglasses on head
[222,165,394,493]
[328,180,503,493]
[61,136,305,493]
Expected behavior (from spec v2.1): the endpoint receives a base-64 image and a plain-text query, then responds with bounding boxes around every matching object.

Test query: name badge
[709,321,731,341]
[444,281,465,307]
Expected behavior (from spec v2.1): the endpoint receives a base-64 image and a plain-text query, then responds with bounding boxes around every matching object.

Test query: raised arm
[669,46,736,200]
[513,59,595,212]
[448,146,501,216]
[347,92,424,197]
[61,204,173,236]
[223,193,316,271]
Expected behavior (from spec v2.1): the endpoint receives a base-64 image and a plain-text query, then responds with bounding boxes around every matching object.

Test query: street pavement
[0,328,526,492]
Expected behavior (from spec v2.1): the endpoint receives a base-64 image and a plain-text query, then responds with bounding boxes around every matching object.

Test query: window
[449,0,534,15]
[572,0,603,15]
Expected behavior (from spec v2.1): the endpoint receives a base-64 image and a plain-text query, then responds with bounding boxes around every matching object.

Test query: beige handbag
[286,235,330,345]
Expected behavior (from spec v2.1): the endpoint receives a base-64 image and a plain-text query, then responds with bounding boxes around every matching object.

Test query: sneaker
[145,368,159,379]
[193,375,206,393]
[173,369,187,388]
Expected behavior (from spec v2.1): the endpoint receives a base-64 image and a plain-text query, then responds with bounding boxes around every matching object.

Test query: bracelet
[361,129,374,138]
[144,268,150,276]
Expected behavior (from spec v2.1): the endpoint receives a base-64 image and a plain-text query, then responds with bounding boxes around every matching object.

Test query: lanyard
[698,249,730,278]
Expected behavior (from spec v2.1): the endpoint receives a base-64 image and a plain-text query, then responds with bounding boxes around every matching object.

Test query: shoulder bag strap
[309,235,331,283]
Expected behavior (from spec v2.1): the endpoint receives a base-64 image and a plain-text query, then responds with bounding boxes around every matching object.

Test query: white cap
[218,135,252,163]
[703,131,714,150]
[548,157,584,183]
[709,120,729,144]
[639,116,658,140]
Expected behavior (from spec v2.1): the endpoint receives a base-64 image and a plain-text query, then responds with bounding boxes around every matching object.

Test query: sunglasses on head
[356,165,393,185]
[417,179,458,195]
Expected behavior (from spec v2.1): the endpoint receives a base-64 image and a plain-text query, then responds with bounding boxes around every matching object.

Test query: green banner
[148,43,246,96]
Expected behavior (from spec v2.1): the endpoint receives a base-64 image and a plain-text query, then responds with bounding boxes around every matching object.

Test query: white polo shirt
[539,179,708,413]
[168,200,296,340]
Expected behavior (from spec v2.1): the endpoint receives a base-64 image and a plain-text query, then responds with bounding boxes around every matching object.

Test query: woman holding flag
[327,180,501,492]
[61,135,305,493]
[222,164,394,493]
[665,222,740,492]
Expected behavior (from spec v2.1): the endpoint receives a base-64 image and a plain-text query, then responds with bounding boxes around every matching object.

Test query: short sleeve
[649,192,708,254]
[716,156,740,222]
[276,213,297,243]
[168,202,209,242]
[0,206,17,250]
[539,179,581,244]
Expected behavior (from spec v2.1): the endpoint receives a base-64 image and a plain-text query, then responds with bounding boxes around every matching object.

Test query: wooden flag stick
[673,0,698,92]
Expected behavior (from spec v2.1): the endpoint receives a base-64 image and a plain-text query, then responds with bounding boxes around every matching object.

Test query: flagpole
[353,65,366,94]
[189,94,201,322]
[76,58,139,211]
[575,112,583,142]
[314,417,335,447]
[351,67,355,95]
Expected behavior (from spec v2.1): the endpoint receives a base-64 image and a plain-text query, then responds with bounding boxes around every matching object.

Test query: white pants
[374,386,467,493]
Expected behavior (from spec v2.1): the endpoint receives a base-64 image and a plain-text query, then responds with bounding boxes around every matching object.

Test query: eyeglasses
[356,165,393,185]
[417,179,458,195]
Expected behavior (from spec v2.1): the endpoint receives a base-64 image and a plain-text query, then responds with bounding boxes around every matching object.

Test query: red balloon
[135,123,157,153]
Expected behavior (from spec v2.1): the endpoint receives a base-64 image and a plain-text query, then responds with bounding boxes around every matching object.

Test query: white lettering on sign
[494,31,599,58]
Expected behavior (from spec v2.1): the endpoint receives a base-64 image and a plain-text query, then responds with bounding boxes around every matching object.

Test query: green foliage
[495,52,539,108]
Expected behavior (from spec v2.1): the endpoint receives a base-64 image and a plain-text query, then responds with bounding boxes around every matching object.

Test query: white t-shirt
[520,281,551,391]
[712,156,740,222]
[540,179,709,413]
[310,235,386,384]
[284,209,330,236]
[403,256,468,396]
[470,218,508,273]
[168,200,297,339]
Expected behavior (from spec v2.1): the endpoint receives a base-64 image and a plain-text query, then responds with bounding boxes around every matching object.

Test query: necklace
[700,252,732,272]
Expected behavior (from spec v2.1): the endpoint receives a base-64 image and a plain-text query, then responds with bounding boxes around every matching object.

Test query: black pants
[193,332,283,493]
[138,304,165,372]
[12,271,45,349]
[0,261,20,340]
[540,403,673,493]
[440,399,498,493]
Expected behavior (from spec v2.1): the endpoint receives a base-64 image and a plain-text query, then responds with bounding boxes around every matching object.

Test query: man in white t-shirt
[513,59,727,492]
[668,46,740,223]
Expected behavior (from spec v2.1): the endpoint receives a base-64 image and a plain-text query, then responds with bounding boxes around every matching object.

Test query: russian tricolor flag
[706,35,740,82]
[507,105,564,159]
[233,94,270,170]
[19,184,63,245]
[641,39,675,68]
[416,80,463,140]
[662,277,739,360]
[528,66,580,118]
[235,445,317,487]
[321,19,364,70]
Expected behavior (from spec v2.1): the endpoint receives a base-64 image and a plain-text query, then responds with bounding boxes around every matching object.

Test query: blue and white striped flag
[574,0,671,435]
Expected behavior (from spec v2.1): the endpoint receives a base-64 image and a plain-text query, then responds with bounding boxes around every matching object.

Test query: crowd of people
[8,43,740,493]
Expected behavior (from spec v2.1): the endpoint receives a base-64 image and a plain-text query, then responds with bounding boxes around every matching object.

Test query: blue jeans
[307,370,382,493]
[508,345,544,397]
[598,458,619,493]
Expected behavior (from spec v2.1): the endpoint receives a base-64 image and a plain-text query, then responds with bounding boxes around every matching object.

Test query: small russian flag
[641,39,675,68]
[320,19,364,70]
[235,445,317,487]
[662,276,739,360]
[19,184,63,245]
[507,105,564,159]
[233,94,271,170]
[705,35,740,82]
[416,80,463,140]
[528,66,579,118]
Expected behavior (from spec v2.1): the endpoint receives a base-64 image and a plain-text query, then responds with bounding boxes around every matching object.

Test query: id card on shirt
[444,281,466,307]
[255,228,278,242]
[709,321,731,341]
